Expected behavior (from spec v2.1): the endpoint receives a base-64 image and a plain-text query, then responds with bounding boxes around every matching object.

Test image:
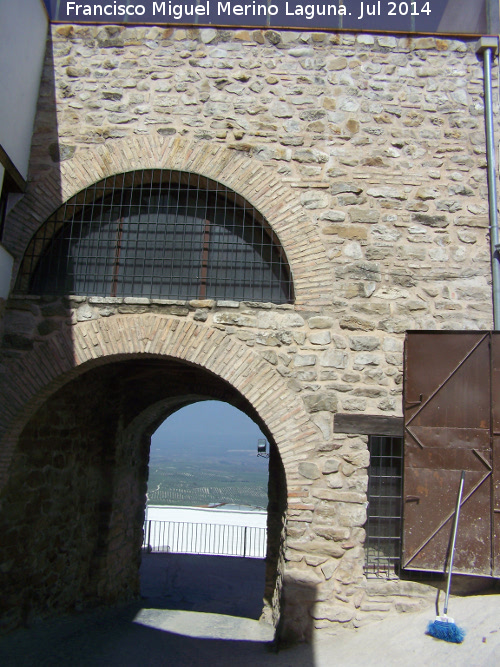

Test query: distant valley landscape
[147,454,269,508]
[147,401,270,509]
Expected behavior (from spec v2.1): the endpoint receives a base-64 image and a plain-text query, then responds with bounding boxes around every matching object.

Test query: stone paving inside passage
[0,552,281,666]
[139,552,270,622]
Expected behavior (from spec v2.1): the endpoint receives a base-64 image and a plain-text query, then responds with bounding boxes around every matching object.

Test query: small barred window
[365,435,403,579]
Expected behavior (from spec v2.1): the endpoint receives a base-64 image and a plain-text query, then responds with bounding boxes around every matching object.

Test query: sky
[150,400,267,463]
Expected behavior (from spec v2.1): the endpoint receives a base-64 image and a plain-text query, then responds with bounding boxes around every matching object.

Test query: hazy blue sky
[150,400,267,461]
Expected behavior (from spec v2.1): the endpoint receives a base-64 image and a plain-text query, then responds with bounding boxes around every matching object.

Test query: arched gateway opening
[0,356,287,629]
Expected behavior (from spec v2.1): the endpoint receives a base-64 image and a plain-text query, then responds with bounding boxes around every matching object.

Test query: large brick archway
[0,314,318,631]
[4,136,333,307]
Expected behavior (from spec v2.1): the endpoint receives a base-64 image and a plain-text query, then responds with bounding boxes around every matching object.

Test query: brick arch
[4,136,332,306]
[0,315,316,494]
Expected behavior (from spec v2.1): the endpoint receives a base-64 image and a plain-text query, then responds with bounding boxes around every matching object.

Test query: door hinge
[405,394,423,409]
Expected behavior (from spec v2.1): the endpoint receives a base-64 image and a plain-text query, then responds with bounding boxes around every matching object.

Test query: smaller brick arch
[4,136,333,306]
[0,315,317,494]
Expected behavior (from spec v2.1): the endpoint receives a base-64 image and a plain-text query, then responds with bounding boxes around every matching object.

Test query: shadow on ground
[0,552,317,666]
[0,604,279,667]
[139,552,266,619]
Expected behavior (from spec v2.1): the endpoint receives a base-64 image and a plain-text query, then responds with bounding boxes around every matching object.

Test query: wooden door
[403,332,493,575]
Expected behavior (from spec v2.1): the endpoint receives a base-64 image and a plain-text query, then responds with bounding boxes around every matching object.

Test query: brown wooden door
[403,332,493,575]
[491,332,500,576]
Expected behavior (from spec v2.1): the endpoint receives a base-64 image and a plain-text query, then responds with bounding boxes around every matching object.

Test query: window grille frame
[16,169,294,304]
[365,435,404,579]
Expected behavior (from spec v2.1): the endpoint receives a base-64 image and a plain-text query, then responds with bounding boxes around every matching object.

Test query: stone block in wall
[303,393,338,413]
[310,412,333,440]
[320,350,348,369]
[310,331,331,345]
[3,311,37,337]
[312,524,351,541]
[394,598,430,613]
[310,602,355,623]
[349,208,380,223]
[213,312,257,327]
[334,547,365,584]
[298,462,321,480]
[287,538,346,559]
[322,458,340,474]
[349,337,380,351]
[308,316,333,329]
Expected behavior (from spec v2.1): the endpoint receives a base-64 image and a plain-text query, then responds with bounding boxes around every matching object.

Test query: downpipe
[477,37,500,330]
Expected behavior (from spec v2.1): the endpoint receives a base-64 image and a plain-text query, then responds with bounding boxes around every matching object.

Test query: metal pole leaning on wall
[477,36,500,329]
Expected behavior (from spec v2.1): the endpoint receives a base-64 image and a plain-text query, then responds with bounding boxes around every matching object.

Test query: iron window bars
[17,170,293,303]
[365,435,403,579]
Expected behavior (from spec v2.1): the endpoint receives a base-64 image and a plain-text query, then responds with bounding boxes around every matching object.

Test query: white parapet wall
[144,505,267,558]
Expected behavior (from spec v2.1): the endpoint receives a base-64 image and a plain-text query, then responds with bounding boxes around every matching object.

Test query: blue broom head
[427,616,466,644]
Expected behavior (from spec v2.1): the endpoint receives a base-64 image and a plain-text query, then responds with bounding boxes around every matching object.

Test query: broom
[426,470,466,644]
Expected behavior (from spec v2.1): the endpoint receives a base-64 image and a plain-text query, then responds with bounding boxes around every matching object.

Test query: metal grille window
[365,435,403,579]
[17,170,293,303]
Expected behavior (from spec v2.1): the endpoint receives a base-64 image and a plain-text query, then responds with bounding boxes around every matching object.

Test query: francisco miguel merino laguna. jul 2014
[63,1,433,21]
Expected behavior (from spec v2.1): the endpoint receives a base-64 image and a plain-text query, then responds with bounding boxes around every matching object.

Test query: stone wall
[0,367,144,629]
[0,24,497,638]
[5,25,494,325]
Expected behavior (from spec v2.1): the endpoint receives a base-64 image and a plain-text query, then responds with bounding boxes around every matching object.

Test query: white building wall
[0,0,48,179]
[144,506,268,558]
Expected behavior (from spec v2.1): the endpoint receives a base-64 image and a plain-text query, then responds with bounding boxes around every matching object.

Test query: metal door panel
[494,437,500,512]
[403,332,493,575]
[403,468,491,573]
[405,443,491,472]
[494,514,500,577]
[493,431,500,576]
[407,427,490,450]
[405,333,489,415]
[491,332,500,432]
[406,335,490,429]
[491,336,500,576]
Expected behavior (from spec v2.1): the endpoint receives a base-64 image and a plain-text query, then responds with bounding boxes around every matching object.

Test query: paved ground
[1,553,500,666]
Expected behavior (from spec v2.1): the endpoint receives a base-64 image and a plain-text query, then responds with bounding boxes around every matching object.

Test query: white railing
[143,520,267,558]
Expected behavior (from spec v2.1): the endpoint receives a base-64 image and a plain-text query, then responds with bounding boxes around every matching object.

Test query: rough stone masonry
[0,24,495,639]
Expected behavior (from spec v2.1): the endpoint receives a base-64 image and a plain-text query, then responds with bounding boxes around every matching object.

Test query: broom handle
[443,470,466,616]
